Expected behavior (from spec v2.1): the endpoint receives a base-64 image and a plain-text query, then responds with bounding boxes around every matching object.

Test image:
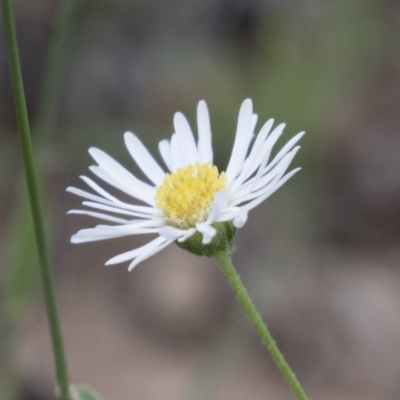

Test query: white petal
[232,148,300,205]
[196,222,217,244]
[89,148,155,205]
[232,143,300,201]
[71,228,133,243]
[80,175,120,202]
[240,168,301,213]
[68,210,128,224]
[170,134,185,170]
[159,226,189,240]
[261,131,305,177]
[252,147,300,192]
[226,99,254,184]
[82,201,156,218]
[106,236,169,265]
[229,119,276,191]
[197,100,213,163]
[159,139,172,171]
[71,222,163,244]
[248,121,284,171]
[177,228,196,242]
[229,150,273,205]
[158,227,196,242]
[233,213,248,228]
[128,239,172,271]
[67,186,158,215]
[87,165,128,193]
[67,186,120,207]
[71,220,162,242]
[96,218,165,233]
[264,122,287,147]
[240,123,287,189]
[124,132,165,185]
[174,112,198,165]
[252,118,275,150]
[216,206,242,222]
[251,114,258,132]
[207,190,229,223]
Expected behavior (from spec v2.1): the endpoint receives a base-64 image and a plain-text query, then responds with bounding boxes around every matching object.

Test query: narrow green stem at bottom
[0,0,70,398]
[214,251,310,400]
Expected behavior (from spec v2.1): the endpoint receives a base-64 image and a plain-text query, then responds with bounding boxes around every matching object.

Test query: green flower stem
[214,251,310,400]
[1,1,70,399]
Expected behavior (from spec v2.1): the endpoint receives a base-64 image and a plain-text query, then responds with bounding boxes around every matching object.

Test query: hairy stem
[214,251,310,400]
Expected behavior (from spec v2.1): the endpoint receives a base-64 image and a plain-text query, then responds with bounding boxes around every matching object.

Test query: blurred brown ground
[1,0,400,399]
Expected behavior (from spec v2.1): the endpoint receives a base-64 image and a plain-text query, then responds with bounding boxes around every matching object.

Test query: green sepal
[176,221,236,257]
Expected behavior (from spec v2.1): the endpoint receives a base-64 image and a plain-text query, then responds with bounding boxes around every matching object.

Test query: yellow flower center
[155,162,227,229]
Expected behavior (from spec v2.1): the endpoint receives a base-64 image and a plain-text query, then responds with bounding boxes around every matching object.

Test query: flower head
[68,99,304,270]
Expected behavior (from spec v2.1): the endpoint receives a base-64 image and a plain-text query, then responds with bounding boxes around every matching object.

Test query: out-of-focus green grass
[0,1,78,398]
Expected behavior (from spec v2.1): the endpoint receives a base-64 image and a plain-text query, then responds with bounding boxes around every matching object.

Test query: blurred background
[1,0,400,399]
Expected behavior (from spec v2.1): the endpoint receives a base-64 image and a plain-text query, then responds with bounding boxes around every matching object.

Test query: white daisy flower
[68,99,305,270]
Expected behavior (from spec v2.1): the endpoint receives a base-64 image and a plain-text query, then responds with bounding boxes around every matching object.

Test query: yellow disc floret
[155,162,227,229]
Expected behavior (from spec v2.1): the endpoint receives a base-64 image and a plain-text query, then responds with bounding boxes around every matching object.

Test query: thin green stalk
[1,1,70,399]
[214,251,310,400]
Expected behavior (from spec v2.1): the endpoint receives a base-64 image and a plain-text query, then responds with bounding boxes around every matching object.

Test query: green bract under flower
[68,99,304,270]
[177,221,236,257]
